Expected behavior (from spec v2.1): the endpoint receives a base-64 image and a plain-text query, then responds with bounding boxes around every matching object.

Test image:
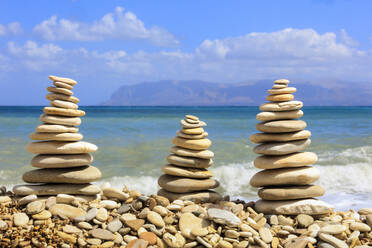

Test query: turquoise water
[0,106,371,209]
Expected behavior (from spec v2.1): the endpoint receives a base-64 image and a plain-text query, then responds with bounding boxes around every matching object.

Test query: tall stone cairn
[13,75,101,197]
[249,79,333,215]
[158,115,222,202]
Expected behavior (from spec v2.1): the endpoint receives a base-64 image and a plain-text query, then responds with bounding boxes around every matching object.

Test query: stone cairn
[13,75,101,198]
[249,79,331,215]
[158,115,221,202]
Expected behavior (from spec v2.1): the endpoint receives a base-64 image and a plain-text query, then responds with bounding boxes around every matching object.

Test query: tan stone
[267,94,294,102]
[268,87,296,95]
[158,174,219,193]
[167,154,212,168]
[182,127,204,135]
[127,239,148,248]
[176,130,208,139]
[256,120,306,133]
[147,211,165,227]
[44,107,85,117]
[186,115,199,120]
[172,137,211,150]
[49,75,77,86]
[258,185,325,200]
[274,79,290,85]
[13,183,101,196]
[170,146,214,159]
[255,199,333,215]
[254,152,318,169]
[162,164,212,178]
[250,166,320,187]
[46,93,79,103]
[50,204,86,219]
[139,232,157,245]
[53,81,73,90]
[272,84,286,89]
[36,124,78,133]
[126,219,145,231]
[32,210,52,220]
[157,189,221,203]
[259,101,303,112]
[179,212,209,238]
[29,132,83,141]
[47,86,73,96]
[50,99,78,109]
[23,165,101,184]
[181,119,206,129]
[31,153,93,168]
[256,110,303,122]
[253,139,311,155]
[185,118,199,124]
[40,114,81,126]
[250,130,310,144]
[318,233,348,248]
[27,141,97,154]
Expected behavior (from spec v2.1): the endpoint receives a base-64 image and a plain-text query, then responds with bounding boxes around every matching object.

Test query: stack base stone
[158,115,221,202]
[249,79,332,215]
[13,75,101,197]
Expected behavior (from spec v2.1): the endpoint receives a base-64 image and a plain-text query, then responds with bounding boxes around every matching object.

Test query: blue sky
[1,0,372,105]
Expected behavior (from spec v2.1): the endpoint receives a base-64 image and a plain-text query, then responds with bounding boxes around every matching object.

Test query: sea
[0,106,371,210]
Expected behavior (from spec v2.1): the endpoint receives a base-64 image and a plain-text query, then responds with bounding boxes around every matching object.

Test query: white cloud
[33,6,178,46]
[0,22,22,36]
[340,29,359,47]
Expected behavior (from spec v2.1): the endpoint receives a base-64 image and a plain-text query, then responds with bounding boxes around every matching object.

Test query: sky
[1,0,372,105]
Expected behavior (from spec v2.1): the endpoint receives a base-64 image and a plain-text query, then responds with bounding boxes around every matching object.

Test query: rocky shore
[0,185,371,248]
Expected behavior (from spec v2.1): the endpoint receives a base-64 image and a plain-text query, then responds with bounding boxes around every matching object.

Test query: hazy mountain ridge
[103,80,372,106]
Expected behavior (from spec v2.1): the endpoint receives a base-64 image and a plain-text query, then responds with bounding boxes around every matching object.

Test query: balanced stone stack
[249,79,332,215]
[13,75,101,198]
[158,115,221,202]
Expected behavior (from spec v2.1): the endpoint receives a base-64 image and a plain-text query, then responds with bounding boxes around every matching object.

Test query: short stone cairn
[158,115,221,202]
[249,79,333,215]
[13,75,101,197]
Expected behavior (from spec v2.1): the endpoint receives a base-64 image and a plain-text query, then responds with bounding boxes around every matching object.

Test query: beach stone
[126,219,145,231]
[207,208,241,226]
[100,200,118,209]
[13,183,98,196]
[296,214,314,227]
[46,93,79,103]
[87,238,102,245]
[318,243,336,248]
[117,204,131,214]
[153,205,168,216]
[18,194,37,205]
[23,165,101,183]
[267,93,294,102]
[185,118,199,124]
[350,222,371,232]
[53,81,73,90]
[268,87,296,95]
[258,185,325,200]
[85,207,98,221]
[318,233,348,248]
[256,120,306,133]
[254,199,333,215]
[320,224,347,234]
[36,124,78,133]
[218,240,233,248]
[32,210,52,220]
[50,99,78,109]
[96,208,108,222]
[63,225,82,234]
[13,213,29,226]
[47,86,73,96]
[259,227,273,243]
[50,204,86,219]
[29,132,83,141]
[0,220,8,230]
[250,130,311,144]
[163,232,186,248]
[179,212,209,238]
[103,187,129,201]
[91,228,115,240]
[272,84,287,89]
[167,154,213,168]
[182,127,204,135]
[31,153,93,168]
[186,115,199,120]
[158,174,219,193]
[162,164,213,178]
[139,232,157,245]
[127,239,148,248]
[58,231,77,244]
[172,137,211,150]
[147,211,165,227]
[259,101,303,112]
[180,119,206,129]
[274,79,290,85]
[107,218,123,232]
[0,195,11,204]
[27,141,97,154]
[26,200,45,214]
[49,75,77,85]
[253,139,311,155]
[78,221,93,230]
[366,214,372,228]
[43,107,85,117]
[250,166,320,187]
[40,114,81,126]
[45,196,56,209]
[158,189,221,202]
[358,208,372,215]
[177,130,208,139]
[170,146,214,159]
[256,110,303,122]
[254,152,318,169]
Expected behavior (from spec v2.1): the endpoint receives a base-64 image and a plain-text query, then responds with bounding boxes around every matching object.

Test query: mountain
[103,80,372,106]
